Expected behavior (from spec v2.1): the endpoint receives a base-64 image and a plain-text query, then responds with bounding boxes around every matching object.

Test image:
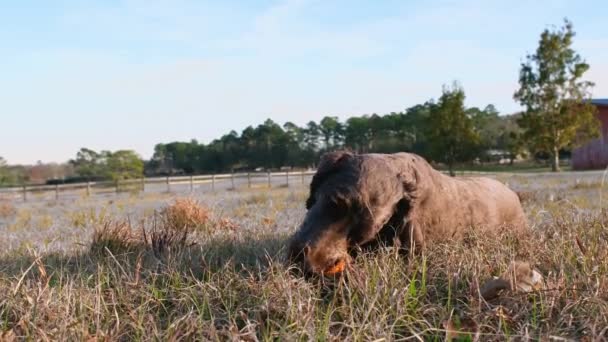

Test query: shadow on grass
[0,230,291,282]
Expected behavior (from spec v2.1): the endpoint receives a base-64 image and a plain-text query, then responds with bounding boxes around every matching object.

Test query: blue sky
[1,0,607,164]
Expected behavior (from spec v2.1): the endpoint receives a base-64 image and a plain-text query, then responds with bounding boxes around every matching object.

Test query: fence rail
[3,168,585,203]
[0,171,318,202]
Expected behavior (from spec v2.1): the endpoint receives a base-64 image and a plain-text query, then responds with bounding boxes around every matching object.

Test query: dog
[287,151,527,276]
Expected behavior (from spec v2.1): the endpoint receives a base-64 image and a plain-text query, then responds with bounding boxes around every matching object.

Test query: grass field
[1,172,607,340]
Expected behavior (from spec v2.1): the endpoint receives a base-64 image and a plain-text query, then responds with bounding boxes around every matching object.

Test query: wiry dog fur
[287,151,527,276]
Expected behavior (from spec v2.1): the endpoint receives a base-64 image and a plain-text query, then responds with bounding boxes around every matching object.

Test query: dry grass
[160,197,210,232]
[89,219,144,256]
[572,180,605,190]
[7,209,33,232]
[0,181,607,340]
[0,200,16,219]
[515,190,538,204]
[68,206,111,229]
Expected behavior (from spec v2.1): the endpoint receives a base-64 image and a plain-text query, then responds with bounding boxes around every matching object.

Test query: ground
[0,171,607,340]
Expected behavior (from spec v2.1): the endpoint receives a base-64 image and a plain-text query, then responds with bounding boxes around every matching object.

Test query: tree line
[147,91,521,176]
[1,90,520,186]
[0,150,145,186]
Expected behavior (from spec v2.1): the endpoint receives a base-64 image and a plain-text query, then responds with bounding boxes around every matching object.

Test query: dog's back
[391,153,527,240]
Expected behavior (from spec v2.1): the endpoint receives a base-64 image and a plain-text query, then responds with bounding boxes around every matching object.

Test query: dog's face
[288,152,416,276]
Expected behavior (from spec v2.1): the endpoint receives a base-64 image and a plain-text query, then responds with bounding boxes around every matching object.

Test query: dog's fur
[287,151,527,275]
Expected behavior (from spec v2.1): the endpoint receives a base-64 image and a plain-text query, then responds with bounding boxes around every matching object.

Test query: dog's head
[287,151,420,276]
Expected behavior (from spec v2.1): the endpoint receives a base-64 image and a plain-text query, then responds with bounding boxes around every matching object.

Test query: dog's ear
[398,159,421,203]
[306,151,353,209]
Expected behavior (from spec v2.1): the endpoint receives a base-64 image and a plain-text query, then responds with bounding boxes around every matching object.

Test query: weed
[161,197,210,232]
[89,219,143,256]
[0,200,16,219]
[36,214,54,230]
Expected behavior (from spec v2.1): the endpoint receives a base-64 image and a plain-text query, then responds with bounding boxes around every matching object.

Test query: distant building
[572,99,608,170]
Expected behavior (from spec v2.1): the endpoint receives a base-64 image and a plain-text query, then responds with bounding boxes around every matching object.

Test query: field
[1,171,607,340]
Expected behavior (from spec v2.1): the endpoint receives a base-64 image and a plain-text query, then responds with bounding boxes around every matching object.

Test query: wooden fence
[3,168,594,203]
[0,170,318,202]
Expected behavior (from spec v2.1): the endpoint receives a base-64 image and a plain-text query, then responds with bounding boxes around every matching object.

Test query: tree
[0,157,9,186]
[303,121,322,161]
[502,131,526,165]
[106,150,144,181]
[319,116,344,151]
[344,116,371,153]
[27,162,73,183]
[426,82,480,176]
[70,148,143,181]
[403,103,434,156]
[0,158,27,186]
[70,148,105,180]
[217,131,242,171]
[514,19,599,171]
[283,122,308,166]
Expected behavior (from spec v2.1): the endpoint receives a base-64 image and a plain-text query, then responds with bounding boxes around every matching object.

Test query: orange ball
[324,259,346,275]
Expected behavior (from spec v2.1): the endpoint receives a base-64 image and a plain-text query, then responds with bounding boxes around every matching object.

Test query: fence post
[22,185,27,202]
[247,173,251,188]
[267,171,272,188]
[231,172,235,190]
[86,181,91,196]
[285,171,289,187]
[166,176,170,193]
[115,180,119,193]
[141,177,145,192]
[211,174,215,192]
[301,170,305,185]
[190,175,194,192]
[55,184,59,201]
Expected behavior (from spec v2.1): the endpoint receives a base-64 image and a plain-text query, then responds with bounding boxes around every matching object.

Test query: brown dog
[287,151,526,276]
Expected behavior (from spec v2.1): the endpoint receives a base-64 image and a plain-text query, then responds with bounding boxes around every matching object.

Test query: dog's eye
[327,199,347,220]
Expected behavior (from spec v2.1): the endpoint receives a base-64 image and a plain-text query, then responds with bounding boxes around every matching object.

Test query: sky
[1,0,607,164]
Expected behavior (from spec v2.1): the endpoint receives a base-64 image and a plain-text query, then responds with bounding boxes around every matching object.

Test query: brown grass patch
[216,217,240,231]
[0,200,16,219]
[160,197,210,232]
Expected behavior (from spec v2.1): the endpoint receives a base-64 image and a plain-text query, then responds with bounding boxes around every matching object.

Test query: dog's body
[404,157,526,244]
[288,151,526,275]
